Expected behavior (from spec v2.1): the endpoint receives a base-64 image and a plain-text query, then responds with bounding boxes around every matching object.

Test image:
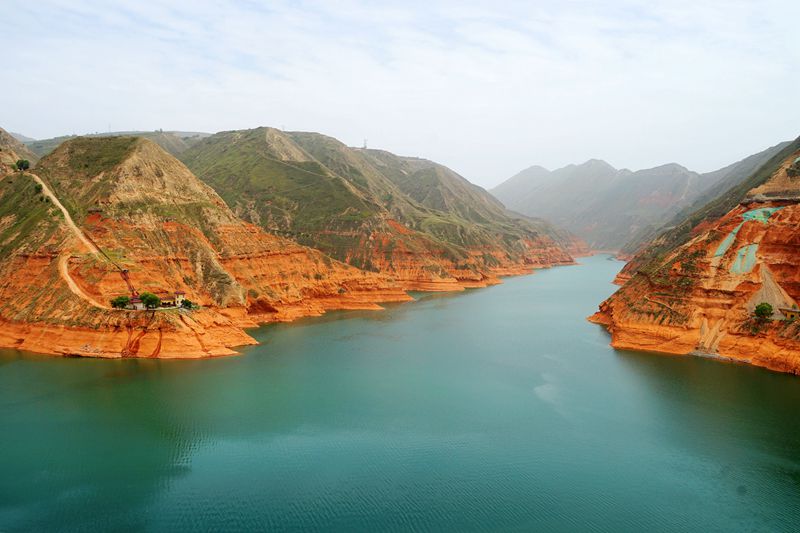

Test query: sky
[4,0,800,187]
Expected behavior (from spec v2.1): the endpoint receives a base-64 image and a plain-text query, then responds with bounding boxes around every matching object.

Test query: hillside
[0,136,411,358]
[25,130,209,158]
[180,127,582,290]
[591,137,800,374]
[619,141,791,257]
[492,142,790,251]
[0,127,38,173]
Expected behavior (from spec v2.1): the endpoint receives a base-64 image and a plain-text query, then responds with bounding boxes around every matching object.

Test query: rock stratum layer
[0,133,575,359]
[591,140,800,374]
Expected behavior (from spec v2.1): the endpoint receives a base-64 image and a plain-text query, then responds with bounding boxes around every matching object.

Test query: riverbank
[0,258,575,359]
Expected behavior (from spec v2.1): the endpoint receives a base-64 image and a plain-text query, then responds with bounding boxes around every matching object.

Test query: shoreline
[588,311,800,376]
[0,259,579,360]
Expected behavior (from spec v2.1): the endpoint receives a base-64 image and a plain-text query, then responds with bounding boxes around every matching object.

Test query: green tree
[139,292,161,309]
[181,299,194,309]
[15,159,30,171]
[754,302,773,320]
[110,295,130,309]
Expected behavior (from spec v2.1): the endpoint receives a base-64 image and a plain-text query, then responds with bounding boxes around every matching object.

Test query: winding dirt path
[58,253,109,309]
[30,173,100,255]
[29,172,110,308]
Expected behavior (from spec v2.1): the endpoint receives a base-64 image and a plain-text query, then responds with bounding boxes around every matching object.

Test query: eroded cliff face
[329,221,579,291]
[0,137,413,358]
[592,149,800,374]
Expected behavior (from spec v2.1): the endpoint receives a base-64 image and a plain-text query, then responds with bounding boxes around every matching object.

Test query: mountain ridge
[491,142,790,250]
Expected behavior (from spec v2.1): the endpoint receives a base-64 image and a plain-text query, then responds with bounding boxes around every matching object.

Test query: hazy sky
[5,0,799,187]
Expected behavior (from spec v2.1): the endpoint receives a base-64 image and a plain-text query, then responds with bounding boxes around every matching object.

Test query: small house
[157,291,186,308]
[129,297,145,311]
[780,307,800,320]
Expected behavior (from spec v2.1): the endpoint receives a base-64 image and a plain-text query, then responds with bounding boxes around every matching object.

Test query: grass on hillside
[0,173,62,256]
[182,128,571,269]
[182,132,379,233]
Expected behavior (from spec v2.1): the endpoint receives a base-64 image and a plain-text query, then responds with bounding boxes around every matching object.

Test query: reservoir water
[1,255,799,531]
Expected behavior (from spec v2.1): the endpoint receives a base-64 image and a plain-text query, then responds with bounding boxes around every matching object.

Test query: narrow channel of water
[1,255,799,531]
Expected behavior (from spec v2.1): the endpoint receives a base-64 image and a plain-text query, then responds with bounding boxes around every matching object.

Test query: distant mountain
[620,141,792,256]
[24,130,210,158]
[180,127,582,290]
[9,131,36,143]
[493,159,714,250]
[492,142,790,251]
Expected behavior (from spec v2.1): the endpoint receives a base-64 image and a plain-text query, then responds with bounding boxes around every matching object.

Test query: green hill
[180,127,578,279]
[25,130,210,159]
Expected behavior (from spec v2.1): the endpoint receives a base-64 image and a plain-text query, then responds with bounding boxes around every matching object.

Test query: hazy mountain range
[492,142,790,251]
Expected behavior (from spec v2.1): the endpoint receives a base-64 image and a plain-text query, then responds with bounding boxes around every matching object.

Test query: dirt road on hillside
[30,173,100,256]
[29,173,109,308]
[58,253,109,309]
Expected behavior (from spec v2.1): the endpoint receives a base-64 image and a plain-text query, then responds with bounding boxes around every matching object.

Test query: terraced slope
[181,127,582,289]
[591,138,800,374]
[0,136,410,358]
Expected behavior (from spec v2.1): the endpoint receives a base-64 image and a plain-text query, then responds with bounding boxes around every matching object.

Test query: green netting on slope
[713,207,784,258]
[714,222,744,257]
[742,206,784,223]
[730,244,758,274]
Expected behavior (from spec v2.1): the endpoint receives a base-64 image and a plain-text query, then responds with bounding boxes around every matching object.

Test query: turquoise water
[2,255,800,532]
